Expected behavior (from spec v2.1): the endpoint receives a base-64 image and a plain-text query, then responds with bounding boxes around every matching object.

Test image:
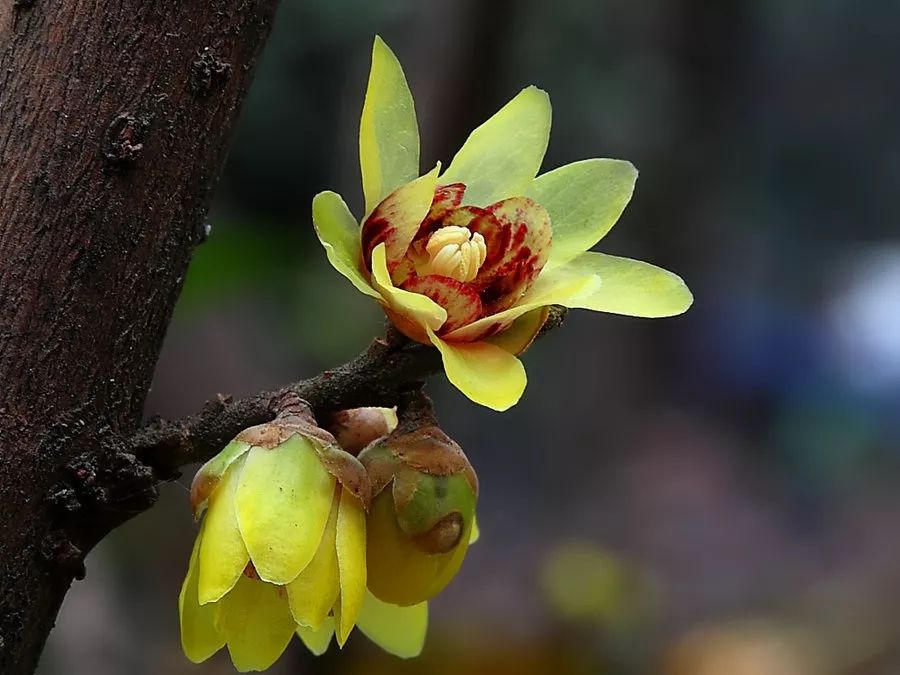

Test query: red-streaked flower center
[361,182,551,341]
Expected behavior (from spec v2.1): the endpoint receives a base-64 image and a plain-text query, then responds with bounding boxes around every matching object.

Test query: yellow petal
[441,86,551,206]
[485,307,549,355]
[286,493,340,629]
[235,437,336,585]
[425,516,473,597]
[469,516,480,544]
[312,191,380,299]
[198,455,250,604]
[191,440,252,519]
[179,526,225,663]
[356,592,428,659]
[334,489,367,645]
[365,485,472,606]
[215,575,296,672]
[371,243,447,332]
[559,252,693,317]
[366,490,449,606]
[528,159,638,268]
[296,617,335,656]
[442,269,600,343]
[360,36,420,215]
[426,329,526,412]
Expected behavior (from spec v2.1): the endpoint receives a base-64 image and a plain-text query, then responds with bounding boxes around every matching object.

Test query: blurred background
[38,1,900,673]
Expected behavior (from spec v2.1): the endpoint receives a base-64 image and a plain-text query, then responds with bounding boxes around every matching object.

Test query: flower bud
[180,404,372,670]
[327,406,398,455]
[359,422,478,606]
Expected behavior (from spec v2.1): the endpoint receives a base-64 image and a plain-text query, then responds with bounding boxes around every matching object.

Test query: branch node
[396,387,438,432]
[270,391,312,419]
[41,532,86,581]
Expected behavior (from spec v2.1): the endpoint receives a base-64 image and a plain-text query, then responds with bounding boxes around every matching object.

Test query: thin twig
[130,306,567,476]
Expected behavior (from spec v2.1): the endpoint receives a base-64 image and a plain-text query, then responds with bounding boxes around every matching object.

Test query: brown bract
[410,512,464,555]
[358,424,478,501]
[391,426,478,492]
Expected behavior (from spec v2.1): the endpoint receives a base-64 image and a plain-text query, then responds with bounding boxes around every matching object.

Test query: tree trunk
[0,1,280,671]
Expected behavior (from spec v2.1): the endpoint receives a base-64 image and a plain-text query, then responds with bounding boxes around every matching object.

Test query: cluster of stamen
[421,226,487,283]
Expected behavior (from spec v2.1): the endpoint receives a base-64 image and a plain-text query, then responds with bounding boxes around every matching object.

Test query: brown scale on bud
[412,512,464,554]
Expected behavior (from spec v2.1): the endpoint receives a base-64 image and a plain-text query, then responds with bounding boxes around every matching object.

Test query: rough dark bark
[0,1,280,672]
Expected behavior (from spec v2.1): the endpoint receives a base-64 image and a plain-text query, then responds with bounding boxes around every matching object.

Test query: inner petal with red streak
[474,197,552,313]
[362,183,467,283]
[401,275,482,334]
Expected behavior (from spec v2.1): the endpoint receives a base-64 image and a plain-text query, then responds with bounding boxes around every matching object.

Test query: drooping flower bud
[358,395,478,607]
[180,402,371,671]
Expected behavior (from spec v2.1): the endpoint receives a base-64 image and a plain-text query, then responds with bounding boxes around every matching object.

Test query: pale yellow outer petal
[441,86,551,206]
[312,191,380,299]
[366,490,451,606]
[559,252,693,317]
[215,576,297,673]
[234,437,336,585]
[360,36,420,215]
[179,526,225,663]
[469,516,480,544]
[425,518,473,597]
[297,618,335,656]
[286,492,340,629]
[449,251,689,345]
[334,489,367,646]
[198,455,250,604]
[484,307,549,356]
[528,159,638,268]
[371,243,447,332]
[356,592,428,659]
[191,439,251,519]
[426,328,527,411]
[443,270,601,343]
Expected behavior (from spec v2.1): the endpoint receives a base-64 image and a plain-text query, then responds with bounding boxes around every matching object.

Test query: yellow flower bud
[359,422,478,606]
[327,406,397,455]
[180,406,370,670]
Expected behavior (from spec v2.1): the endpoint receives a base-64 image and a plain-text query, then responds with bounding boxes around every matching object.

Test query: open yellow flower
[313,37,693,411]
[179,411,430,669]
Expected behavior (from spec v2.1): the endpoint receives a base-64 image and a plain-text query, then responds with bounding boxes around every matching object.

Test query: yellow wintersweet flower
[178,410,428,670]
[313,37,693,411]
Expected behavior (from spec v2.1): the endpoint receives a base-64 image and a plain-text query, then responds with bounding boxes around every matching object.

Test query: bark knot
[103,113,150,165]
[190,48,232,96]
[41,532,86,580]
[48,448,159,523]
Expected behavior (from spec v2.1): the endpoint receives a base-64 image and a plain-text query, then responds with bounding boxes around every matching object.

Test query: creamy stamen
[421,226,487,282]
